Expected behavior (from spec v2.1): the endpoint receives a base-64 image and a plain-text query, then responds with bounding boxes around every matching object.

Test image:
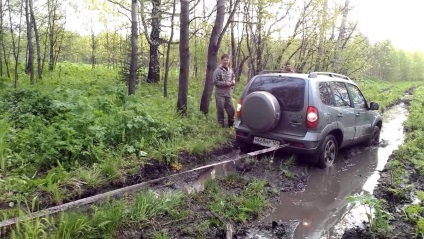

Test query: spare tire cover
[241,91,280,132]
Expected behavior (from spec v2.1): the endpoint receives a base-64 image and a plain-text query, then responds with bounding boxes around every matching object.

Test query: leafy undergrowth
[0,63,236,220]
[343,85,424,238]
[3,173,271,239]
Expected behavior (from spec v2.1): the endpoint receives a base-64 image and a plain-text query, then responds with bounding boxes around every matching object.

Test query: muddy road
[158,103,408,239]
[250,103,408,239]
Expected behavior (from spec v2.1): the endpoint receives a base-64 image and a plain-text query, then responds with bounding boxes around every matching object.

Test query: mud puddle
[247,103,408,239]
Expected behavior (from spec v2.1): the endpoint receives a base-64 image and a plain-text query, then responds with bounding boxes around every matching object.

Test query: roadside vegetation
[0,63,236,220]
[345,85,424,238]
[3,173,271,239]
[357,78,416,112]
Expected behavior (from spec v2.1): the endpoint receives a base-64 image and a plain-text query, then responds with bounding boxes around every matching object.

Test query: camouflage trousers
[215,94,235,127]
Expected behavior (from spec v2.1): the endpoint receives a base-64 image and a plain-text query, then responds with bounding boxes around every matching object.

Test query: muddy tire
[364,126,380,146]
[317,135,338,168]
[236,140,252,154]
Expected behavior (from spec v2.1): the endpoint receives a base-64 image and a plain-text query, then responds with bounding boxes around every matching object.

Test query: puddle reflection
[258,103,408,239]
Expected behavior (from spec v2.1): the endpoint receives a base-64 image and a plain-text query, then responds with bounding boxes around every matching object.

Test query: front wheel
[364,126,380,146]
[317,135,338,168]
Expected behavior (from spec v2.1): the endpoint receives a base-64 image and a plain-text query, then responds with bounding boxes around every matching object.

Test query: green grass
[356,79,419,112]
[0,63,235,216]
[6,173,269,238]
[205,177,269,224]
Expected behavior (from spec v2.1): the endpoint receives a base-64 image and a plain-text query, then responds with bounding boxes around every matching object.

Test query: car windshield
[248,76,305,111]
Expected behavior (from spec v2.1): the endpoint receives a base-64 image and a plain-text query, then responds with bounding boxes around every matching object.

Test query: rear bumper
[235,128,322,155]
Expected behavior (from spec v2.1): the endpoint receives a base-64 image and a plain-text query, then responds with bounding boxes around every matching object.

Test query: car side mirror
[369,102,379,110]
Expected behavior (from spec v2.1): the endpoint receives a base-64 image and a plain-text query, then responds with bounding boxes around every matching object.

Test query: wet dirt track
[162,103,409,239]
[253,103,408,239]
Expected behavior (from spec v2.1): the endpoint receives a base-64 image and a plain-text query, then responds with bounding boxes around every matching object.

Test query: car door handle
[356,113,361,117]
[337,113,343,117]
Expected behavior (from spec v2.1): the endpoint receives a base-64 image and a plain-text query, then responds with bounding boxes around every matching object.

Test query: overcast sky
[65,0,424,53]
[350,0,424,52]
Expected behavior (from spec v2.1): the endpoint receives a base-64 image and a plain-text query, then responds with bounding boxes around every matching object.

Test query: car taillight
[236,99,242,119]
[306,106,318,128]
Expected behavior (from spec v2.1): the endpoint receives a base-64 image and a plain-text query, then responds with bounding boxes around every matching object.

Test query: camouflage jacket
[213,65,235,97]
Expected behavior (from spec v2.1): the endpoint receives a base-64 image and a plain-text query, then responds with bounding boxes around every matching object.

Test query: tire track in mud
[0,146,285,230]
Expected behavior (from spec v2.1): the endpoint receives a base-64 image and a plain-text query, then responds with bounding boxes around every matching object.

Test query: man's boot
[228,119,234,128]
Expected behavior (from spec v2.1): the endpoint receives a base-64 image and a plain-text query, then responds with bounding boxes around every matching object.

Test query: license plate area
[253,136,280,147]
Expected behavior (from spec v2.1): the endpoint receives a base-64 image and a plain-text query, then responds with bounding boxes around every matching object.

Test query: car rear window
[247,76,305,111]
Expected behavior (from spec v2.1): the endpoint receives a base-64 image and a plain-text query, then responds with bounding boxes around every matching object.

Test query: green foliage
[131,190,185,223]
[56,212,93,239]
[0,117,10,172]
[405,204,424,222]
[357,79,418,112]
[206,178,268,224]
[74,165,103,188]
[417,219,424,239]
[153,231,170,239]
[0,63,234,211]
[280,155,296,179]
[347,194,392,235]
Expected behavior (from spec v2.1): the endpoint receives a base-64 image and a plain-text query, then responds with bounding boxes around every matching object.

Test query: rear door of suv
[246,75,308,137]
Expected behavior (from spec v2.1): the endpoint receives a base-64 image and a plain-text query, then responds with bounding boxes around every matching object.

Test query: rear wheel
[236,140,253,154]
[317,135,338,168]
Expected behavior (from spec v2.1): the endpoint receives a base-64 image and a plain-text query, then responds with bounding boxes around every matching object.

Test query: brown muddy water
[253,103,408,239]
[170,103,408,239]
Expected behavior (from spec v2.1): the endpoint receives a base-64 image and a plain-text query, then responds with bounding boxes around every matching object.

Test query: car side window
[347,84,367,109]
[331,82,351,107]
[319,82,334,105]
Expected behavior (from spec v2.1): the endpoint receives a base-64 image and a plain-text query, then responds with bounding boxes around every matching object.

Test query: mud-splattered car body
[234,72,383,168]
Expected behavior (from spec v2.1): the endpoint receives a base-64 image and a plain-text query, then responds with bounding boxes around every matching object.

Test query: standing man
[213,54,236,127]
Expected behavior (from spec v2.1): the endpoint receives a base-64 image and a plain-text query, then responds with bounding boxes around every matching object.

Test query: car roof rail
[308,72,351,81]
[257,70,287,75]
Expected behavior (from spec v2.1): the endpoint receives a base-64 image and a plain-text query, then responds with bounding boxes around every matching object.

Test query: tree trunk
[41,26,48,72]
[256,3,263,74]
[199,0,240,114]
[0,0,2,77]
[147,0,161,83]
[48,0,57,71]
[333,0,349,72]
[314,0,328,71]
[8,0,23,87]
[0,0,9,78]
[29,0,42,79]
[163,0,176,97]
[199,0,225,114]
[129,0,138,95]
[230,0,236,71]
[25,0,34,84]
[91,30,96,69]
[177,0,190,114]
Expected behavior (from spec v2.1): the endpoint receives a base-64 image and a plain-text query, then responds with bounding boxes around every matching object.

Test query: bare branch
[105,0,130,12]
[118,9,131,21]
